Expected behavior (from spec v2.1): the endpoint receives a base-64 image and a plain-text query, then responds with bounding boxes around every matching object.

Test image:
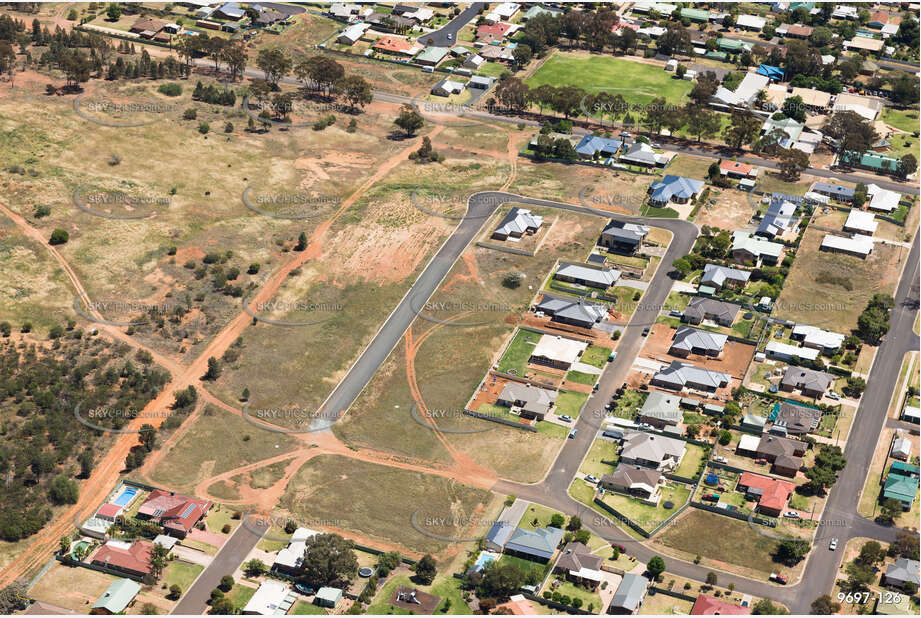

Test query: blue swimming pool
[472,552,496,571]
[112,485,138,507]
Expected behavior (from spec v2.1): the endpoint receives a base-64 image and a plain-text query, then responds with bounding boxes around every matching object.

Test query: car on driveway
[585,474,600,485]
[829,538,838,551]
[559,414,573,423]
[783,511,800,519]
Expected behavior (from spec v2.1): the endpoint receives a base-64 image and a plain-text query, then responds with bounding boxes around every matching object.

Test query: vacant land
[29,562,117,611]
[881,107,920,133]
[653,508,787,579]
[665,154,717,180]
[693,187,757,230]
[775,227,904,332]
[367,573,468,615]
[144,406,300,495]
[600,482,690,533]
[527,52,693,108]
[279,455,499,555]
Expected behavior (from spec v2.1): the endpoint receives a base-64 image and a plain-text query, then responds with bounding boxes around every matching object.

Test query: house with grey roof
[884,558,920,588]
[682,297,739,327]
[731,231,783,266]
[468,75,495,89]
[431,78,466,97]
[651,361,731,393]
[756,434,806,477]
[619,141,667,167]
[553,542,604,588]
[637,391,682,428]
[700,264,751,290]
[503,526,565,562]
[484,521,515,552]
[772,401,822,435]
[609,573,649,614]
[554,262,621,289]
[756,197,798,239]
[891,435,912,460]
[669,325,728,358]
[536,295,607,329]
[619,431,686,471]
[492,207,542,240]
[602,465,663,501]
[599,220,650,254]
[812,182,855,203]
[648,175,705,205]
[780,366,834,398]
[496,381,557,421]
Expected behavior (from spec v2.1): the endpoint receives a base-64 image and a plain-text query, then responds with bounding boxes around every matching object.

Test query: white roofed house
[756,197,798,239]
[272,527,318,575]
[431,78,466,97]
[337,22,369,45]
[554,262,621,289]
[712,71,770,107]
[243,580,297,615]
[701,264,751,290]
[791,325,845,353]
[765,341,819,362]
[669,326,728,358]
[820,234,874,258]
[529,334,588,370]
[843,209,878,235]
[736,14,766,31]
[731,231,784,266]
[491,207,542,240]
[866,184,902,213]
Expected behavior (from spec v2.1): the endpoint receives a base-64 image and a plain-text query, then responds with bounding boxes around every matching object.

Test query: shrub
[221,524,231,533]
[183,108,197,120]
[49,229,69,245]
[198,122,210,134]
[33,204,51,218]
[158,83,182,97]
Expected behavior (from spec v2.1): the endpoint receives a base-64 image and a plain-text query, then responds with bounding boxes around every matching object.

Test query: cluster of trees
[802,445,847,496]
[192,80,236,106]
[856,294,894,344]
[0,336,169,541]
[294,533,359,589]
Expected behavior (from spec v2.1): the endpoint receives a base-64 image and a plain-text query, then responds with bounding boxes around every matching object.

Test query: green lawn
[579,439,619,478]
[497,329,542,375]
[205,507,240,536]
[639,203,680,218]
[519,503,564,530]
[663,291,692,312]
[229,584,257,611]
[163,561,203,592]
[552,580,602,612]
[581,345,613,369]
[537,420,571,438]
[291,601,327,615]
[613,390,647,419]
[565,370,598,386]
[601,482,691,532]
[477,61,509,79]
[499,554,552,584]
[555,390,589,417]
[882,107,920,133]
[526,53,693,107]
[889,133,920,159]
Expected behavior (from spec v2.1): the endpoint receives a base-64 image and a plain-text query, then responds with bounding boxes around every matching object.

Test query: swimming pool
[472,552,496,571]
[112,485,138,507]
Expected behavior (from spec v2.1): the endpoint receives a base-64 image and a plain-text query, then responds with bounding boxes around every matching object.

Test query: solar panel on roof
[180,504,196,519]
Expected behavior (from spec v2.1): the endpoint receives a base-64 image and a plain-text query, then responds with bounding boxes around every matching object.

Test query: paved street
[421,3,486,46]
[171,523,265,615]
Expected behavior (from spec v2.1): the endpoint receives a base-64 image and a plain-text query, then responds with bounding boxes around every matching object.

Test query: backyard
[497,329,543,375]
[600,481,692,534]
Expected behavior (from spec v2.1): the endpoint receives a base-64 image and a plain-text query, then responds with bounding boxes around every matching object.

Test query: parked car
[608,352,617,361]
[783,511,800,519]
[713,455,728,464]
[447,33,453,40]
[829,538,838,551]
[569,428,578,439]
[669,310,682,317]
[827,392,840,400]
[770,573,788,584]
[585,474,600,485]
[642,327,650,336]
[559,414,573,423]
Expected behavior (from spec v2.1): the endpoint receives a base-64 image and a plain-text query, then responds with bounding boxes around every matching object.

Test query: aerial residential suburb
[0,1,918,616]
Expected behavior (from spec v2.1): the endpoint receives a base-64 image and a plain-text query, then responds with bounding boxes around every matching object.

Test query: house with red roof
[719,160,757,179]
[691,594,751,615]
[477,22,514,42]
[137,490,211,538]
[91,540,154,579]
[372,35,420,56]
[95,503,124,522]
[737,472,795,516]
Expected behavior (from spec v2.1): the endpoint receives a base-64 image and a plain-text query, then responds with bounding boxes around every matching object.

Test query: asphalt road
[171,523,265,615]
[419,2,486,46]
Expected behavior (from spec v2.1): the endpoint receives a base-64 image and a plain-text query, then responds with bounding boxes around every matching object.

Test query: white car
[585,475,600,485]
[827,392,840,400]
[829,538,838,551]
[783,511,800,519]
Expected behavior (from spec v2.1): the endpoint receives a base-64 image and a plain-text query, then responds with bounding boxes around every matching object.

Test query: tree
[203,357,221,381]
[139,424,157,452]
[646,555,665,579]
[549,513,565,528]
[723,109,761,149]
[751,599,787,615]
[823,110,877,155]
[295,231,308,251]
[658,25,692,56]
[394,104,424,137]
[880,498,903,524]
[898,153,918,179]
[643,96,671,135]
[685,105,723,143]
[891,531,920,560]
[857,294,893,344]
[415,554,437,585]
[783,39,822,78]
[803,465,836,494]
[49,229,69,245]
[857,541,886,566]
[222,42,247,81]
[706,571,717,585]
[478,561,524,599]
[243,558,268,577]
[0,582,29,615]
[150,543,170,579]
[297,533,359,588]
[689,71,721,106]
[781,95,806,122]
[219,575,234,592]
[105,3,121,21]
[566,515,582,531]
[810,595,840,615]
[889,71,919,105]
[49,475,78,504]
[844,561,875,592]
[495,77,530,111]
[294,56,344,96]
[209,596,234,615]
[337,75,372,112]
[256,48,291,85]
[778,148,809,180]
[718,430,732,445]
[512,43,532,68]
[775,539,810,565]
[843,376,866,397]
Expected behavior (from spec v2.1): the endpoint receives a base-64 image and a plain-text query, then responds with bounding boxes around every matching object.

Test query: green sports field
[526,52,694,107]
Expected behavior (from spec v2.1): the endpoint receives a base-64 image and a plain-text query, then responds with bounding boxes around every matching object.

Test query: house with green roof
[891,461,920,477]
[840,151,901,176]
[680,7,710,21]
[718,38,753,52]
[415,46,449,66]
[883,470,918,510]
[522,4,562,20]
[92,579,141,615]
[705,51,728,61]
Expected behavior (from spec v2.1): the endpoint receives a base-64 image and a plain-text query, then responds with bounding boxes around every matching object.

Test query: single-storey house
[553,542,604,588]
[599,220,650,253]
[756,197,798,239]
[691,593,751,615]
[272,527,317,575]
[609,574,649,614]
[243,580,296,615]
[637,390,682,428]
[781,366,834,397]
[901,405,921,424]
[468,75,495,89]
[772,401,822,435]
[416,46,450,66]
[485,523,564,563]
[492,207,542,240]
[338,23,370,45]
[129,18,166,34]
[619,431,686,471]
[648,175,705,205]
[601,465,663,501]
[737,14,767,31]
[737,472,795,516]
[651,361,731,393]
[536,296,607,329]
[213,1,245,20]
[883,462,919,509]
[669,326,728,358]
[731,231,783,266]
[314,587,343,609]
[575,135,625,159]
[683,297,739,327]
[373,35,420,56]
[431,78,466,97]
[791,325,845,353]
[841,150,901,176]
[91,540,154,579]
[740,413,767,434]
[137,490,211,538]
[891,435,912,460]
[464,53,485,69]
[765,341,819,362]
[719,160,757,179]
[619,141,667,167]
[866,184,902,213]
[91,579,141,615]
[554,263,620,289]
[832,92,883,121]
[529,334,588,370]
[756,435,806,476]
[701,264,750,290]
[496,381,557,421]
[883,558,920,589]
[811,182,855,203]
[820,233,874,258]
